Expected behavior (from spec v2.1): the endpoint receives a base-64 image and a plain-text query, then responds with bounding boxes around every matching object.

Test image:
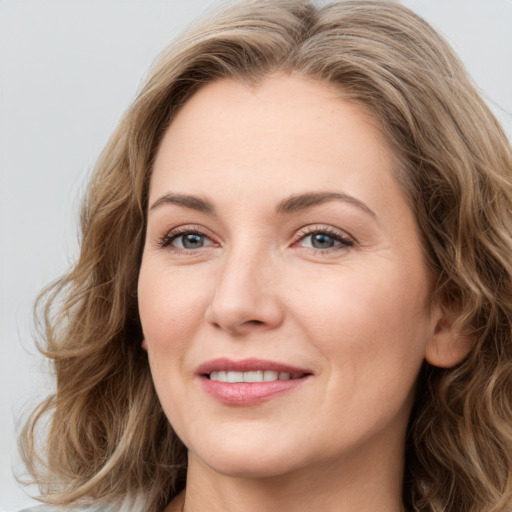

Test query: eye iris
[311,233,335,249]
[182,233,204,249]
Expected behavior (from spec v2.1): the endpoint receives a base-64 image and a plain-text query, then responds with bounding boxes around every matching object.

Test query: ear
[141,339,148,351]
[425,303,475,368]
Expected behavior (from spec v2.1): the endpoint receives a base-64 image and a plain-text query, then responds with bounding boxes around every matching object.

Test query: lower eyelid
[300,236,352,249]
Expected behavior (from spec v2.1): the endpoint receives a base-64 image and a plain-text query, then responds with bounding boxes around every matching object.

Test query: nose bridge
[206,236,283,334]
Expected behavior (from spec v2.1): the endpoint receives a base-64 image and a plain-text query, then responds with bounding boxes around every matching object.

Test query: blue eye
[174,233,206,249]
[161,229,215,250]
[309,233,337,249]
[298,229,353,251]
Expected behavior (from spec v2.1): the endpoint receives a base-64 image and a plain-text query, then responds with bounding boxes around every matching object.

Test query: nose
[205,244,285,336]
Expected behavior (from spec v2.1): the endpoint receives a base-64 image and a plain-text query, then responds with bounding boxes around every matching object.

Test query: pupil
[183,234,203,249]
[312,233,334,249]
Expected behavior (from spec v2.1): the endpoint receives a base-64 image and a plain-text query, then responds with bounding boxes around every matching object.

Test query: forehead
[150,74,404,219]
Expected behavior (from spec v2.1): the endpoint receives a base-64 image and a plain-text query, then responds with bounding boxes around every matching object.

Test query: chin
[202,454,300,480]
[188,434,307,479]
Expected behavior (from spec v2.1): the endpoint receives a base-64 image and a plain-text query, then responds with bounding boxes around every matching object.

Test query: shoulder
[18,496,145,512]
[19,507,85,512]
[19,506,115,512]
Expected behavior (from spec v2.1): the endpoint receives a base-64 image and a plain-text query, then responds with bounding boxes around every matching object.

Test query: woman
[20,1,512,511]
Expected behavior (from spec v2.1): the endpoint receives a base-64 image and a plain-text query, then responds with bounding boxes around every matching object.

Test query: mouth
[197,358,312,406]
[207,370,306,382]
[197,357,312,380]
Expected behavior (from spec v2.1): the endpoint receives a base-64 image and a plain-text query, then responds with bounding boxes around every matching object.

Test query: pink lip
[196,358,313,406]
[196,358,310,375]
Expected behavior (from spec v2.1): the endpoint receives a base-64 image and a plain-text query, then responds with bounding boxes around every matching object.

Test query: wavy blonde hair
[20,1,512,511]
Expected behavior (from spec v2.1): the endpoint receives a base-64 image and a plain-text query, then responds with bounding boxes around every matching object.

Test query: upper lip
[196,358,312,376]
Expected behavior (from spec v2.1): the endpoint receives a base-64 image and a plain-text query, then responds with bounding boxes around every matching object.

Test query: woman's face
[138,74,441,479]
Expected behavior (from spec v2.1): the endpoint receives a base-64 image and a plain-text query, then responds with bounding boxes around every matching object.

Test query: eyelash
[294,225,354,253]
[157,225,354,254]
[158,225,213,253]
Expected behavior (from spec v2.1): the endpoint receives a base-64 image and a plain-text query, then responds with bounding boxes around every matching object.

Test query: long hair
[20,1,512,511]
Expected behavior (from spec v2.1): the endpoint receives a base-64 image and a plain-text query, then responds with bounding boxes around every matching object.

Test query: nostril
[247,320,265,326]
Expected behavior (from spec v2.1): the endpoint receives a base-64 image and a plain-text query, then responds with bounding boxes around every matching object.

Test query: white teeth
[227,371,243,383]
[244,371,263,382]
[209,370,300,383]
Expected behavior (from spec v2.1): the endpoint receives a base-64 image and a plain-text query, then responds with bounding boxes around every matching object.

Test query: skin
[138,74,469,512]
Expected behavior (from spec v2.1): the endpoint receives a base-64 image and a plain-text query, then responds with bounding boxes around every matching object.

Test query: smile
[208,370,305,382]
[197,358,312,405]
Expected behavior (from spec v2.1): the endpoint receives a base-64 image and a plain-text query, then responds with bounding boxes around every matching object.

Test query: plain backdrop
[1,1,511,510]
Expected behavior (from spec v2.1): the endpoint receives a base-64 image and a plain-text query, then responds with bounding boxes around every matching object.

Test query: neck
[178,438,405,512]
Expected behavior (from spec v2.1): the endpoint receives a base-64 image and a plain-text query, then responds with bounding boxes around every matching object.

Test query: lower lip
[200,376,309,406]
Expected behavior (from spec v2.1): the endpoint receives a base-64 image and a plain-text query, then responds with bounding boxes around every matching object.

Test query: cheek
[288,262,432,393]
[138,261,209,351]
[294,260,430,339]
[137,262,206,422]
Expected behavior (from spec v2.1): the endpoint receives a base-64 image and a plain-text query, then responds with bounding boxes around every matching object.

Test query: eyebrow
[149,193,216,214]
[149,191,375,217]
[276,192,376,217]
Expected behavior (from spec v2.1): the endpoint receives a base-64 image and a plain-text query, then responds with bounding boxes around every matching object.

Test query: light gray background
[1,1,511,510]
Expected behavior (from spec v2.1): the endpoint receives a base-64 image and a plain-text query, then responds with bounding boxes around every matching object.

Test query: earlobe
[141,339,148,351]
[425,307,475,368]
